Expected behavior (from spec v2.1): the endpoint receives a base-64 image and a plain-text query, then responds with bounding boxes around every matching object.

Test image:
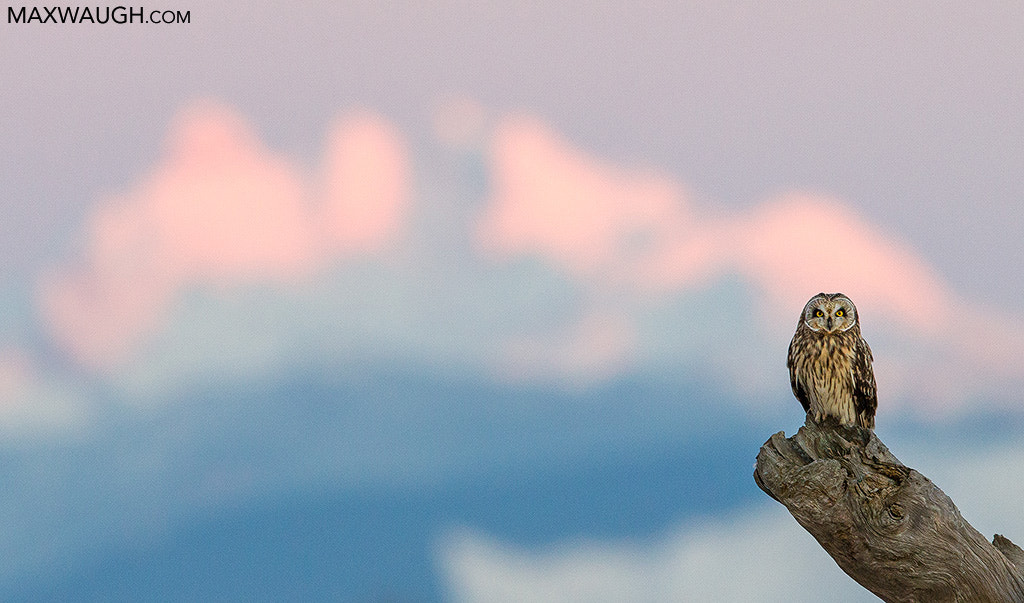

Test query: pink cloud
[645,196,955,335]
[475,118,954,331]
[320,113,410,253]
[476,116,1024,401]
[478,116,690,279]
[477,117,955,335]
[39,101,410,370]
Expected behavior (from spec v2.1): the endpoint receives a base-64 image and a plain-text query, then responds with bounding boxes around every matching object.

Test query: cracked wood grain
[754,417,1024,602]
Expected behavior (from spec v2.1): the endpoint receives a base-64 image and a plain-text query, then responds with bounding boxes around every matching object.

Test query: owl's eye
[836,309,844,317]
[814,309,824,317]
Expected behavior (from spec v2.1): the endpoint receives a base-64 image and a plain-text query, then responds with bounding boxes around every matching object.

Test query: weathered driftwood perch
[754,417,1024,602]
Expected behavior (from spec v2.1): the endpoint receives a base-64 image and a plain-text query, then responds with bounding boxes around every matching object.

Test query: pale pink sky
[4,2,1024,311]
[1,3,1022,415]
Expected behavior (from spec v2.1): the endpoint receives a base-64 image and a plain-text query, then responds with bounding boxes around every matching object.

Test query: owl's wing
[787,338,811,413]
[853,337,878,428]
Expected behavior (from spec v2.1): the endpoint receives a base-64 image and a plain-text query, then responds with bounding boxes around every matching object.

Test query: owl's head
[800,292,858,334]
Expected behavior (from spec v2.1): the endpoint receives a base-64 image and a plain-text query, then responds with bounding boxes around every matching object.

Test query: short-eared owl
[787,293,877,429]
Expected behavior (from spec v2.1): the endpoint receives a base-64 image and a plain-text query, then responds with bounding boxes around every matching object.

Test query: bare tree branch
[754,418,1024,602]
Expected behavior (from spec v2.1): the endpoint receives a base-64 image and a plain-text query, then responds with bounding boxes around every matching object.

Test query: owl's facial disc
[802,294,857,333]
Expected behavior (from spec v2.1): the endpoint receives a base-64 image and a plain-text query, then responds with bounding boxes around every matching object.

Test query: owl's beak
[825,317,834,331]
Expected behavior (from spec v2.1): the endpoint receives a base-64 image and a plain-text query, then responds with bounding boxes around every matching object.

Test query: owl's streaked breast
[789,329,865,427]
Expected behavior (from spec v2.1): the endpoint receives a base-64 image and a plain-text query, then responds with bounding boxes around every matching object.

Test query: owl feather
[787,292,877,429]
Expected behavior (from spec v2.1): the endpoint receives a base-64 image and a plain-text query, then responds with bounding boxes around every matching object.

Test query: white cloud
[439,506,875,603]
[492,308,639,388]
[0,348,91,440]
[439,436,1024,603]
